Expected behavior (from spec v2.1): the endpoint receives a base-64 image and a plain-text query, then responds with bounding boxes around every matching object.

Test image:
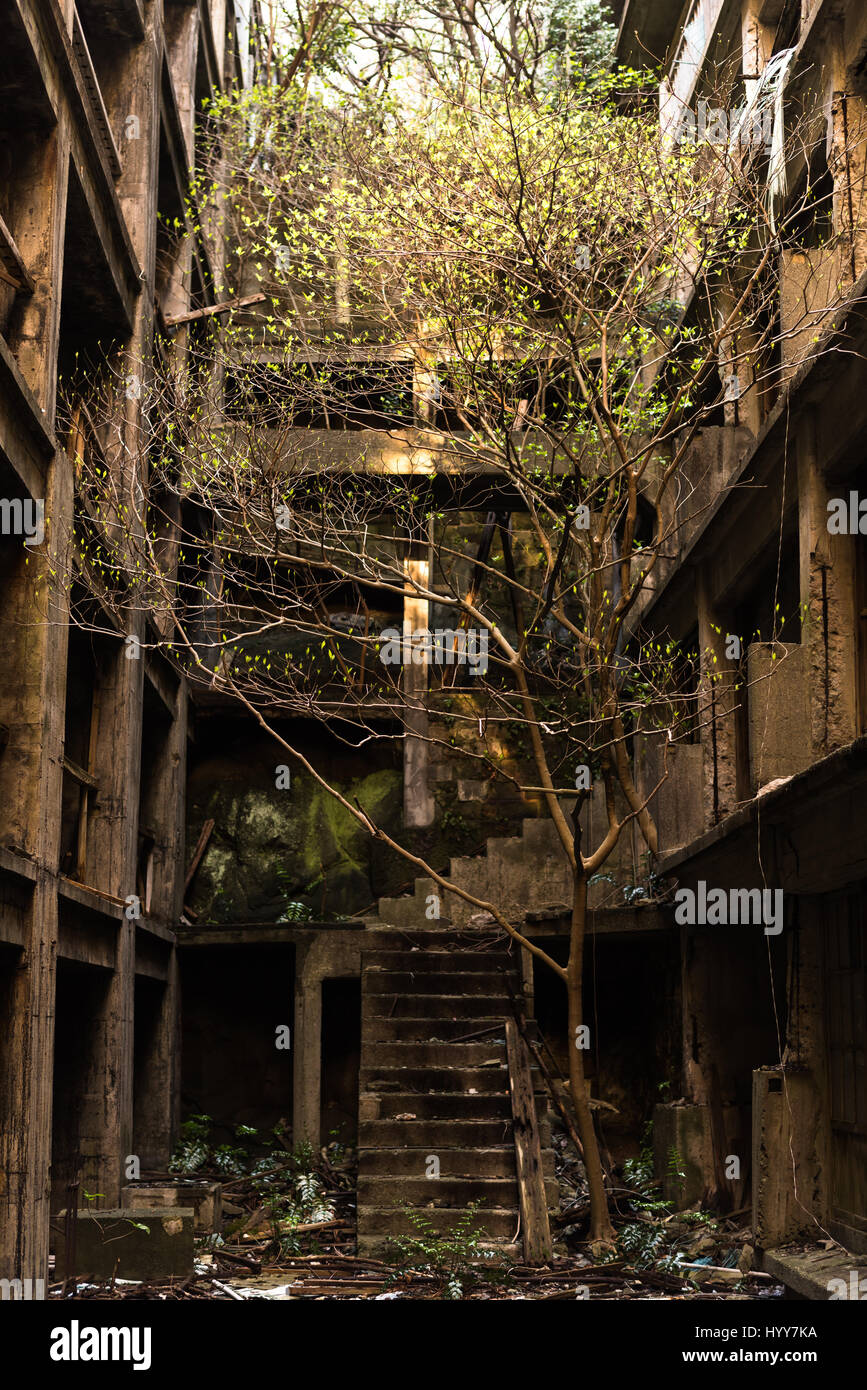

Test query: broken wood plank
[184,818,215,893]
[0,211,35,295]
[164,292,266,329]
[61,756,99,791]
[505,1017,553,1264]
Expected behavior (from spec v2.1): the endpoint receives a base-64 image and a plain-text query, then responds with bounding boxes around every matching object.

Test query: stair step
[360,1041,506,1067]
[360,1117,552,1147]
[359,1147,525,1178]
[356,1207,520,1240]
[357,917,555,1253]
[363,1017,505,1042]
[363,994,511,1020]
[364,1092,512,1120]
[363,970,510,994]
[358,1176,555,1208]
[368,927,509,946]
[363,950,515,972]
[361,1065,508,1093]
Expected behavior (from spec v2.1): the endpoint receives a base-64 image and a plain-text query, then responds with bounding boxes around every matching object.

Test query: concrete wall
[0,0,240,1290]
[746,643,812,791]
[186,720,404,922]
[635,737,704,857]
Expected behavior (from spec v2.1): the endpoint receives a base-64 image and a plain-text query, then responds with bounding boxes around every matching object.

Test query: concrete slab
[761,1245,867,1300]
[122,1182,222,1232]
[56,1208,195,1282]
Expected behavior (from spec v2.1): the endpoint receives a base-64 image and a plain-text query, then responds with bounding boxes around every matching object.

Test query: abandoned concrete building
[0,0,251,1289]
[1,0,867,1299]
[615,0,867,1261]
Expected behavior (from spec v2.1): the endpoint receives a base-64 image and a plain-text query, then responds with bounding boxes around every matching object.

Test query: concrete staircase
[357,928,557,1254]
[371,816,572,931]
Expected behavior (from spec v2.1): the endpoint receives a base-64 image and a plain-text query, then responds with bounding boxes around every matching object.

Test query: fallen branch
[164,294,266,330]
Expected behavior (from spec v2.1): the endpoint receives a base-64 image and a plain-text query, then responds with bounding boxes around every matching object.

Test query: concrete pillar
[164,3,200,169]
[740,0,774,103]
[797,409,857,754]
[4,130,70,421]
[293,946,322,1147]
[133,958,181,1171]
[746,642,811,789]
[74,3,166,1213]
[0,880,58,1286]
[752,1067,825,1248]
[681,927,713,1107]
[155,6,196,336]
[717,277,763,437]
[0,446,72,1285]
[826,23,867,280]
[749,896,829,1246]
[696,571,743,824]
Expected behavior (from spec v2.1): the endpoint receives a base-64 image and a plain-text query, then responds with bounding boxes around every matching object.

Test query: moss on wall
[186,722,404,922]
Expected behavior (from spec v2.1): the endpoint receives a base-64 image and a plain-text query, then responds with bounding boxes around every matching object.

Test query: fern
[617,1221,666,1268]
[386,1202,499,1295]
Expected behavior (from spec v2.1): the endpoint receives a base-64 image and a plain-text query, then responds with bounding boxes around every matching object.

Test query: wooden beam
[163,292,266,329]
[184,817,215,893]
[61,756,99,792]
[505,1017,553,1263]
[72,11,123,179]
[0,209,35,295]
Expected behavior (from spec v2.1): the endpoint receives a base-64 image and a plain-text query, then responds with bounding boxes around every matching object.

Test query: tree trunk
[567,864,615,1244]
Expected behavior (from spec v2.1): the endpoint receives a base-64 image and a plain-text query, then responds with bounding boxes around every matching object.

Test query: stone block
[121,1182,222,1233]
[653,1102,742,1208]
[55,1208,195,1282]
[752,1067,824,1249]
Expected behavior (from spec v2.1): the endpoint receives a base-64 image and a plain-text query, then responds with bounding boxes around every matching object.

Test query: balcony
[214,422,579,478]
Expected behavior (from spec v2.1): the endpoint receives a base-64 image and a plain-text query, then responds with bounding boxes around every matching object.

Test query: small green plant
[680,1209,716,1227]
[277,900,314,922]
[169,1113,212,1174]
[617,1220,667,1268]
[621,1155,669,1217]
[251,1139,335,1254]
[666,1144,686,1199]
[169,1114,258,1176]
[325,1129,348,1166]
[385,1203,498,1297]
[274,865,315,921]
[439,805,465,833]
